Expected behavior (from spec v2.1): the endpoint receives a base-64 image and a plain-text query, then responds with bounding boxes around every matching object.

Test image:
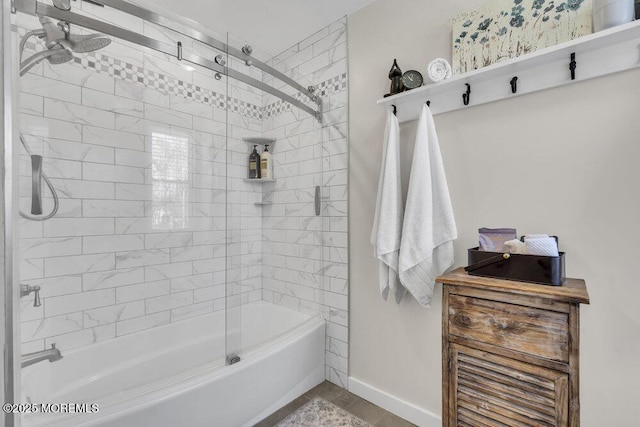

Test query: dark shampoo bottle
[248,145,261,179]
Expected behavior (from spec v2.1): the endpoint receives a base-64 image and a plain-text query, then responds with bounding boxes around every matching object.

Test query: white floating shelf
[243,178,276,183]
[378,20,640,123]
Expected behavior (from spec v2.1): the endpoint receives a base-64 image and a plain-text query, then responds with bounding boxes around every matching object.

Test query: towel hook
[569,52,576,80]
[392,105,397,116]
[426,100,431,107]
[510,76,518,94]
[462,83,471,106]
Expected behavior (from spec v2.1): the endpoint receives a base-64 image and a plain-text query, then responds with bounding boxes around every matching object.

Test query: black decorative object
[466,247,565,286]
[401,70,423,90]
[510,76,518,94]
[462,83,471,106]
[569,52,576,80]
[385,59,404,97]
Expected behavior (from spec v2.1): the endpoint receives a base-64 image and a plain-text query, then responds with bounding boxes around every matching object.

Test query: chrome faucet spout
[21,344,62,368]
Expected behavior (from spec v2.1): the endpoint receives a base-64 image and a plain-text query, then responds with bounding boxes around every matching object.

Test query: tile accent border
[16,26,342,122]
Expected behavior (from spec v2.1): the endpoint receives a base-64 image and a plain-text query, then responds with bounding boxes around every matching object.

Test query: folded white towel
[399,105,457,307]
[371,108,406,303]
[525,234,549,240]
[427,58,452,83]
[505,239,527,254]
[525,237,559,256]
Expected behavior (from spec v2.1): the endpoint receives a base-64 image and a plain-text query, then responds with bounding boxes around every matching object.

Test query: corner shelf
[378,20,640,123]
[243,137,276,146]
[243,178,276,183]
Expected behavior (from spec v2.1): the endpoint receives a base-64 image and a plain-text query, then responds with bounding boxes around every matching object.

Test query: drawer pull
[490,318,522,333]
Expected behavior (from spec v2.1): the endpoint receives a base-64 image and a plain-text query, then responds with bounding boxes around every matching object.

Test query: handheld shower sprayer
[19,17,112,76]
[17,15,111,221]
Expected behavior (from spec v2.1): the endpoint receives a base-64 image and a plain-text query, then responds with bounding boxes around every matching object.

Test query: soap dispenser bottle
[260,145,273,180]
[248,145,261,179]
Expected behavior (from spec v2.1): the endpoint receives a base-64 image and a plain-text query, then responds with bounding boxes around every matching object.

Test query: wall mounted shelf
[243,137,276,146]
[254,201,273,206]
[243,178,276,183]
[378,20,640,123]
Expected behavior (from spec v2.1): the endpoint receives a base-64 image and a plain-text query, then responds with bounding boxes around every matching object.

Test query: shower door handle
[30,155,43,215]
[315,186,321,216]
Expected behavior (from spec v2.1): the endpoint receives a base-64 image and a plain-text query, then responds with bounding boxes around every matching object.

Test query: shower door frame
[2,0,18,425]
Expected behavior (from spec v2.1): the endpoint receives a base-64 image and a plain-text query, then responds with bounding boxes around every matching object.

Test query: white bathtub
[21,301,325,427]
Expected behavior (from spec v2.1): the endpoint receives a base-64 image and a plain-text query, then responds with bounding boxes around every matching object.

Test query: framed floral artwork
[452,0,592,75]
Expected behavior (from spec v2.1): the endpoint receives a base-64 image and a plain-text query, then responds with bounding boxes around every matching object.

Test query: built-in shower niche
[242,137,277,207]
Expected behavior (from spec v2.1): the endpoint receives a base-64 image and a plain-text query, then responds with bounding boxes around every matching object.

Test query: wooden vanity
[437,268,590,426]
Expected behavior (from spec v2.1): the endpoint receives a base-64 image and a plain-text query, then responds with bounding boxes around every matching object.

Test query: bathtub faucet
[21,344,63,368]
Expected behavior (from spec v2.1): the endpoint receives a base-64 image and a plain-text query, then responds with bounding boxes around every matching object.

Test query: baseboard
[348,377,441,427]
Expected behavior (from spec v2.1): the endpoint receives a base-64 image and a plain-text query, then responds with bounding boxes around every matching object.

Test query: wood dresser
[437,268,590,427]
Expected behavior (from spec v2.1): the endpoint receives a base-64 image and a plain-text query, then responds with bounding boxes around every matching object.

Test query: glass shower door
[14,4,231,422]
[224,31,324,361]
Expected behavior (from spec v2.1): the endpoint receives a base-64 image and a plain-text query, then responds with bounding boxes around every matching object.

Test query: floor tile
[252,394,310,427]
[253,381,417,427]
[375,412,417,427]
[342,395,387,424]
[303,380,346,402]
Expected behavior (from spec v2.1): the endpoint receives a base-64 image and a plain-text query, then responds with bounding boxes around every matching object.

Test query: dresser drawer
[448,294,569,362]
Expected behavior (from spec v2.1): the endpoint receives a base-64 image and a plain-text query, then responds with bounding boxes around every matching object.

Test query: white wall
[348,0,640,425]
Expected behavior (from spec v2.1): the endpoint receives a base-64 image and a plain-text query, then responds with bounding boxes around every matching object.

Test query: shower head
[63,33,112,53]
[52,0,71,11]
[18,17,111,76]
[43,46,74,64]
[39,17,112,53]
[20,46,73,76]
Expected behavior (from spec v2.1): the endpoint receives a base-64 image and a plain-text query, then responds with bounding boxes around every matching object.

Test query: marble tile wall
[13,5,262,354]
[13,5,349,388]
[263,17,350,388]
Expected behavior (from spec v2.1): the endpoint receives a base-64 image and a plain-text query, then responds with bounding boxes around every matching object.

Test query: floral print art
[452,0,592,74]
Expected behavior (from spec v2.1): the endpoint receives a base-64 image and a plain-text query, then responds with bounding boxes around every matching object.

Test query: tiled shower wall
[14,4,349,389]
[14,5,264,354]
[263,18,349,388]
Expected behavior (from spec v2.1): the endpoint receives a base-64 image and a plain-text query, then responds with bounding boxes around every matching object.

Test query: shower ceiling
[150,0,374,54]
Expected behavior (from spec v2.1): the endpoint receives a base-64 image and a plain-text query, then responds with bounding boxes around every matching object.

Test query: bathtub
[21,301,325,427]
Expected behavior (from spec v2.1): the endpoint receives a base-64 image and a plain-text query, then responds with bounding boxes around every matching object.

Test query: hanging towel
[399,105,457,307]
[370,108,407,303]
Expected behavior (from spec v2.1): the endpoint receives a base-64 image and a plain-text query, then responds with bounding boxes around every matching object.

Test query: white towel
[399,105,457,307]
[427,58,452,83]
[525,237,559,256]
[505,239,527,254]
[525,234,549,240]
[371,108,406,303]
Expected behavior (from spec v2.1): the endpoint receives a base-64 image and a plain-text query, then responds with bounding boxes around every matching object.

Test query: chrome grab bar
[19,135,60,221]
[30,154,43,215]
[315,186,321,216]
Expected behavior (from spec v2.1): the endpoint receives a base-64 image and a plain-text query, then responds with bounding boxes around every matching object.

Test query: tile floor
[253,381,416,426]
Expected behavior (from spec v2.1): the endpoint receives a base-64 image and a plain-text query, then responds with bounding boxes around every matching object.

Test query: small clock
[401,70,423,90]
